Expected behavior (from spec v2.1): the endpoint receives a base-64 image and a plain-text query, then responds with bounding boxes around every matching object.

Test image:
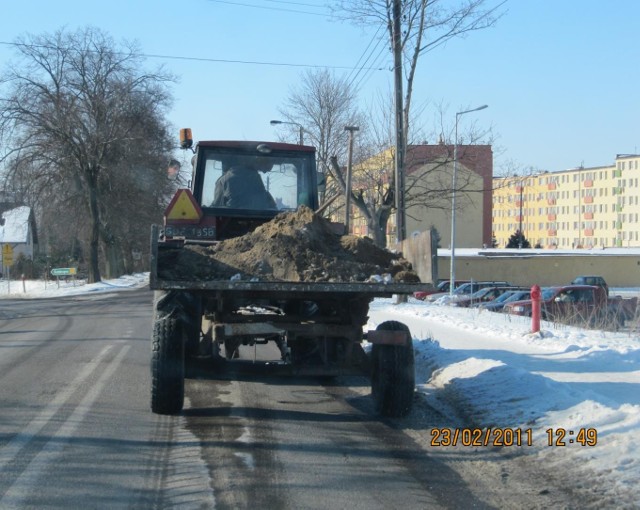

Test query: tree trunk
[368,217,387,248]
[103,243,125,278]
[87,178,102,283]
[100,227,125,279]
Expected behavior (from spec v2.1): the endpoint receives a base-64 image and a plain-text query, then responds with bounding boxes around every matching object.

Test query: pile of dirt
[158,206,420,283]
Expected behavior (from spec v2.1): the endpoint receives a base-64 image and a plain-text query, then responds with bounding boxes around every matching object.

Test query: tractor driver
[212,155,277,209]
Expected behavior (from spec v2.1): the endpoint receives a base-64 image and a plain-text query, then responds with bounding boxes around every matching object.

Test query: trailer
[149,131,429,418]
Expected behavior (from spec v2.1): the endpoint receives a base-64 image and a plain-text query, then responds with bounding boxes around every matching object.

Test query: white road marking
[0,344,115,470]
[0,345,130,508]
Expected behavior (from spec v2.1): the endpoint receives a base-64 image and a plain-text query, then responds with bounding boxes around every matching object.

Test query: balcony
[583,212,593,220]
[583,179,593,187]
[547,214,556,221]
[547,229,557,236]
[547,183,556,190]
[584,196,593,204]
[547,198,556,205]
[584,229,594,237]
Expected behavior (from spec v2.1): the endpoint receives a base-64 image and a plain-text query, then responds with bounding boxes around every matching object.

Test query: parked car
[476,289,531,312]
[571,275,609,296]
[503,285,637,329]
[413,279,469,301]
[452,286,523,308]
[426,281,512,304]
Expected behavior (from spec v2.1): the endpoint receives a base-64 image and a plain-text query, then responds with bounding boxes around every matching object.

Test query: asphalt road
[0,288,589,509]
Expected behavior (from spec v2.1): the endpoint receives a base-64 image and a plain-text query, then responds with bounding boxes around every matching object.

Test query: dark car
[425,281,512,303]
[571,275,609,296]
[476,289,531,312]
[452,286,523,308]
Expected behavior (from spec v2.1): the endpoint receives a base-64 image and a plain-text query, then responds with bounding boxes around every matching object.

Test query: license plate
[163,225,216,239]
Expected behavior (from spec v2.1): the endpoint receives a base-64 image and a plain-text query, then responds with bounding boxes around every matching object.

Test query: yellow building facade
[342,144,491,248]
[493,154,640,249]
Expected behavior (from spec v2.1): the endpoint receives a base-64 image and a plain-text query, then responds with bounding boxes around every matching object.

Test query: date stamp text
[430,427,598,447]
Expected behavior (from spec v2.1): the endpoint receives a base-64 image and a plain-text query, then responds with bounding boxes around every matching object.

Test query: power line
[218,0,393,89]
[352,43,389,91]
[207,0,328,16]
[345,24,384,85]
[347,29,389,91]
[0,41,384,71]
[264,0,327,8]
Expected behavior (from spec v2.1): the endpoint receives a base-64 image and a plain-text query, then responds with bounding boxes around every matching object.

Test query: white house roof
[0,206,31,244]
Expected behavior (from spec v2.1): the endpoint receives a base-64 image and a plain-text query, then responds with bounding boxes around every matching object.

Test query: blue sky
[0,0,638,174]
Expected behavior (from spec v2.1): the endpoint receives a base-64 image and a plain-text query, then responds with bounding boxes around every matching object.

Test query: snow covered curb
[367,298,640,505]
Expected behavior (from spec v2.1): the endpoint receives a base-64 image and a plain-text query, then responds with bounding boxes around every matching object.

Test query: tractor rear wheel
[371,321,415,418]
[151,315,185,415]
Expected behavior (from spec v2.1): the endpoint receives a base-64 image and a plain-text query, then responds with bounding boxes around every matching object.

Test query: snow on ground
[1,274,639,504]
[0,273,149,298]
[367,296,640,506]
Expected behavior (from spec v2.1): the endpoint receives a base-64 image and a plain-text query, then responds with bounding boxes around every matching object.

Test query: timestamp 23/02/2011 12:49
[430,428,598,447]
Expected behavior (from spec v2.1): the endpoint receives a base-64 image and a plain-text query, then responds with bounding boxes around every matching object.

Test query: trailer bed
[149,277,426,297]
[150,225,431,297]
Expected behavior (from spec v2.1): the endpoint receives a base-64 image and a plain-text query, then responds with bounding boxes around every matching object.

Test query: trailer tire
[151,316,185,415]
[371,321,415,418]
[183,295,203,359]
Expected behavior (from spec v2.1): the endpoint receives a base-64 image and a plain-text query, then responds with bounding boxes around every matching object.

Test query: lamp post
[511,174,527,249]
[518,178,524,248]
[270,119,304,145]
[450,104,488,296]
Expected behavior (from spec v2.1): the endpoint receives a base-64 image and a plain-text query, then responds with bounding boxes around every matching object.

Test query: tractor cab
[164,130,319,241]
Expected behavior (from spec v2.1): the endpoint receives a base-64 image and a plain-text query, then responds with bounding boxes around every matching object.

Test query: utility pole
[392,0,406,244]
[344,126,359,234]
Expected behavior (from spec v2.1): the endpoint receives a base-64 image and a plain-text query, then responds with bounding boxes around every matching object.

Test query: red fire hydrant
[531,284,541,333]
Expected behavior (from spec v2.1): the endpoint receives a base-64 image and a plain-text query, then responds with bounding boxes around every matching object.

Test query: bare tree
[278,69,399,245]
[329,0,504,242]
[329,150,394,247]
[276,69,364,180]
[0,27,176,281]
[331,0,504,145]
[280,3,504,248]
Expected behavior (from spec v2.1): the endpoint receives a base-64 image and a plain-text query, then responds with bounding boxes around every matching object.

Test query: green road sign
[51,267,77,276]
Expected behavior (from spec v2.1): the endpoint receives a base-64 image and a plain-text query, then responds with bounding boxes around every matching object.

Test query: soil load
[158,206,420,283]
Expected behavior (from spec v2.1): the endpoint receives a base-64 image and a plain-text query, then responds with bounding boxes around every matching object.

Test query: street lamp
[450,104,488,296]
[518,178,524,248]
[270,119,304,145]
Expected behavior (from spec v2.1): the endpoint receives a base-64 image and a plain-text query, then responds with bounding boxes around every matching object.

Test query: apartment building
[493,154,640,249]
